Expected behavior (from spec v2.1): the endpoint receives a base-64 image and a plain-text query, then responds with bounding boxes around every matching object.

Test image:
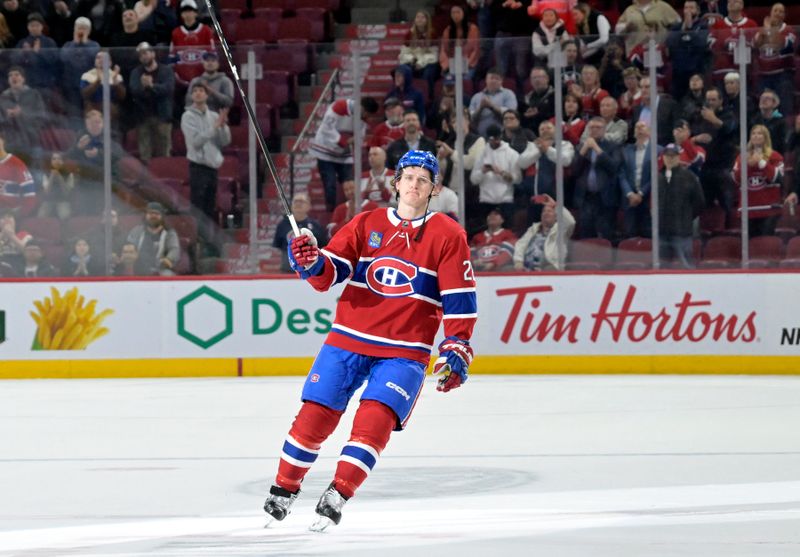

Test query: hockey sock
[276,401,343,492]
[333,399,396,498]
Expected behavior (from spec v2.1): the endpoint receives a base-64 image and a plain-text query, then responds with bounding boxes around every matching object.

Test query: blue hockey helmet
[395,149,439,186]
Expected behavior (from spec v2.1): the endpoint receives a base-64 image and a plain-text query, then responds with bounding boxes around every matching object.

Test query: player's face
[396,167,435,211]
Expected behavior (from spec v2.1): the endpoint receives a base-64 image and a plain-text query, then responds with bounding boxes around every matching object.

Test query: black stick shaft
[203,0,299,235]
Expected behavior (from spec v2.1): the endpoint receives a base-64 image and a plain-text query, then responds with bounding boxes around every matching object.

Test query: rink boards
[0,272,798,378]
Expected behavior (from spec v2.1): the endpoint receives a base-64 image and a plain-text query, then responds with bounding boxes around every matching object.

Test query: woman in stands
[732,124,785,237]
[398,10,440,101]
[557,92,586,146]
[438,3,480,82]
[571,1,610,67]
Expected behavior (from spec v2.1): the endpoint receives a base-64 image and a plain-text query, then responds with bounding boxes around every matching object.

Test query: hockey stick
[202,0,300,236]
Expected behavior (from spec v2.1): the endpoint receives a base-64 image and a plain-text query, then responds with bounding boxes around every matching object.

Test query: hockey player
[263,150,477,531]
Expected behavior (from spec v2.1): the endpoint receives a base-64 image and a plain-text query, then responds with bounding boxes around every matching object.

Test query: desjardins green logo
[176,286,333,349]
[177,286,233,349]
[0,310,5,344]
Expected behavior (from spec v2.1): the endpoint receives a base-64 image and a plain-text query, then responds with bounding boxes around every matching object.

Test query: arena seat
[779,236,800,268]
[615,237,652,270]
[748,235,783,267]
[148,157,189,183]
[698,236,741,268]
[566,238,613,270]
[21,217,61,245]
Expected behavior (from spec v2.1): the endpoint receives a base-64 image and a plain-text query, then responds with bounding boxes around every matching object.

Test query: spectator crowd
[1,0,800,276]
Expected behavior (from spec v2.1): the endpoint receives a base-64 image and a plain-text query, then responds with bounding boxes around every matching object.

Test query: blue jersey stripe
[341,445,377,470]
[442,291,477,316]
[282,440,318,463]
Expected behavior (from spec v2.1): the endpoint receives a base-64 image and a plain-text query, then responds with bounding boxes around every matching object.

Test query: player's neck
[396,202,427,221]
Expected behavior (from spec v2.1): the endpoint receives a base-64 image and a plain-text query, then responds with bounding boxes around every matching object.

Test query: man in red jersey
[263,150,477,532]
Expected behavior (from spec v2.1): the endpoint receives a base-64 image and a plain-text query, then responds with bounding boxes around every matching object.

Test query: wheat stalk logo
[30,287,113,350]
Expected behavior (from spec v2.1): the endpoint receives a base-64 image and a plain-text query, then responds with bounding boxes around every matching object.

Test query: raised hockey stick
[202,0,300,236]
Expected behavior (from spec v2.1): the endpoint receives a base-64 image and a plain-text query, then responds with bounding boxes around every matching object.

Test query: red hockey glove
[288,228,323,278]
[433,337,473,392]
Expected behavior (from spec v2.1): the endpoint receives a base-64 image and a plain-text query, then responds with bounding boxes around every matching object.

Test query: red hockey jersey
[755,23,797,76]
[0,153,36,216]
[306,208,477,364]
[470,228,517,270]
[733,150,784,218]
[709,16,758,79]
[170,24,215,83]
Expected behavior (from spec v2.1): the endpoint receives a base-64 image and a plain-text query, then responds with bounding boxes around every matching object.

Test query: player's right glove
[433,337,473,392]
[288,227,324,279]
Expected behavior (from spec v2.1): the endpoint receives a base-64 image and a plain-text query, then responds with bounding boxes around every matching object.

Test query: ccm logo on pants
[385,381,410,401]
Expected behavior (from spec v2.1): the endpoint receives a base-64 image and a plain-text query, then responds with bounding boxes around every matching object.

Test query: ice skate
[263,485,299,527]
[309,483,348,532]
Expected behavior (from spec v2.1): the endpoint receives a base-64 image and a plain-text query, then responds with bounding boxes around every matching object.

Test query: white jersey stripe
[332,324,433,350]
[442,313,478,319]
[441,287,477,295]
[280,452,314,468]
[338,454,372,475]
[347,441,380,461]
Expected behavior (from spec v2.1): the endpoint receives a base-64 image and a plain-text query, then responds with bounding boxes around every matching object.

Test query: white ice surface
[1,375,799,556]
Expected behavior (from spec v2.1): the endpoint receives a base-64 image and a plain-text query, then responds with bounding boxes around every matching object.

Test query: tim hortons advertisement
[0,273,796,361]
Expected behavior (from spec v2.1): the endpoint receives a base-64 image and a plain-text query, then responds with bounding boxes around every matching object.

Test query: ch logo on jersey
[365,257,418,297]
[478,245,500,259]
[368,231,383,248]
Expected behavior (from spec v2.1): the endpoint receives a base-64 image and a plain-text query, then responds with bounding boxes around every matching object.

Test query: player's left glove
[433,337,473,392]
[288,227,324,279]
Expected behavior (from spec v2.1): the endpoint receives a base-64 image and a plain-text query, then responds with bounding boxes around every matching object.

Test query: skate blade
[264,516,276,529]
[309,515,334,532]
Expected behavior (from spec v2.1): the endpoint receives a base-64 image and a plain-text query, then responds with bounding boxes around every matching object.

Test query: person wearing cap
[126,201,180,276]
[130,40,175,162]
[185,50,233,113]
[13,12,59,91]
[170,0,214,87]
[669,118,706,176]
[658,142,704,268]
[181,80,231,221]
[470,123,521,225]
[370,97,405,150]
[60,16,100,116]
[470,207,517,271]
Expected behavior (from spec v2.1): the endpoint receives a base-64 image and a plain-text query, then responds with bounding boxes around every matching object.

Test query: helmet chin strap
[413,190,434,243]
